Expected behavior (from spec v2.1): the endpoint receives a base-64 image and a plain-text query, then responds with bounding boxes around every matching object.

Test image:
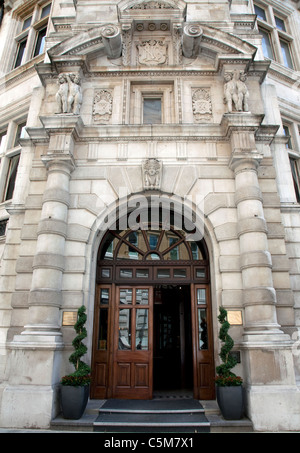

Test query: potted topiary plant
[60,305,91,420]
[215,306,244,420]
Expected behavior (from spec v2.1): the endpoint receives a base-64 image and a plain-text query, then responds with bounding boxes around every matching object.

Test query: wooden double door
[91,281,215,400]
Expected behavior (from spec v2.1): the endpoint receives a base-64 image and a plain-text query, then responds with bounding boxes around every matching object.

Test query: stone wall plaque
[227,310,243,325]
[62,311,77,326]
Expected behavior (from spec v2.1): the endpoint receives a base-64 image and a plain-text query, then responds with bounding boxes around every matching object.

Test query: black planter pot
[60,385,90,419]
[216,385,244,420]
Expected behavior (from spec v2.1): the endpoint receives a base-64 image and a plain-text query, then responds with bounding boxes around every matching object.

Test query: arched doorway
[91,225,215,400]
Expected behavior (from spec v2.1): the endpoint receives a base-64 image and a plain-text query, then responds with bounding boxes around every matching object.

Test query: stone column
[230,152,283,338]
[0,116,79,429]
[227,115,299,431]
[24,154,74,339]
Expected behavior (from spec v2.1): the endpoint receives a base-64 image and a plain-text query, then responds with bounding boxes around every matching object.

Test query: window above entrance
[97,227,209,284]
[99,228,206,262]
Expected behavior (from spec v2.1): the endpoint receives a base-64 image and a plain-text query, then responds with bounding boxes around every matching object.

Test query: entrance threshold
[153,389,193,399]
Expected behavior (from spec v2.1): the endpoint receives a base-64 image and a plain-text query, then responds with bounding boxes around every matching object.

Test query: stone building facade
[0,0,300,431]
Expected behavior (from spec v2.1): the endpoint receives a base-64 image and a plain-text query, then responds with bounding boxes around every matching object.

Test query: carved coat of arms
[93,89,113,123]
[137,40,167,66]
[192,88,212,123]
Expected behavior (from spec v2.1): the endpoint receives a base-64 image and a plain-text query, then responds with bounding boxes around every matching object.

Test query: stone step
[50,398,253,433]
[98,398,205,413]
[94,398,210,433]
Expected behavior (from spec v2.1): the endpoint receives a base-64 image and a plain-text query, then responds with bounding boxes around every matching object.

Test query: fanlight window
[99,229,206,261]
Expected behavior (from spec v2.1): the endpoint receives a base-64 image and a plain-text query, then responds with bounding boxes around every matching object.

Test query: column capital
[229,150,264,172]
[41,153,76,174]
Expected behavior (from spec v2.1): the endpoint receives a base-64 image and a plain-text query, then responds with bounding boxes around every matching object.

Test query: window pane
[143,98,162,124]
[173,269,186,278]
[146,252,160,260]
[157,269,170,278]
[0,219,8,237]
[136,269,149,278]
[0,131,7,154]
[149,234,159,250]
[275,16,286,32]
[191,242,199,259]
[100,288,109,304]
[41,3,51,18]
[14,123,26,147]
[120,269,133,278]
[283,125,292,149]
[22,16,32,31]
[101,268,111,278]
[119,309,131,349]
[136,309,148,350]
[120,288,132,304]
[14,39,27,68]
[98,309,108,350]
[280,40,293,69]
[198,308,208,350]
[254,5,267,21]
[290,159,300,203]
[197,288,206,304]
[259,28,274,59]
[4,154,20,201]
[196,268,206,278]
[136,289,149,305]
[33,27,47,57]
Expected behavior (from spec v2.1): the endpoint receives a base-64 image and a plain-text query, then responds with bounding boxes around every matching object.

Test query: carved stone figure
[143,158,162,190]
[224,72,238,113]
[236,72,249,112]
[56,73,82,115]
[224,70,249,113]
[68,73,82,115]
[93,89,113,123]
[56,73,69,113]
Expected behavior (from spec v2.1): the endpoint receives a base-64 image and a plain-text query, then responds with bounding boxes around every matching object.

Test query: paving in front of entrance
[48,395,254,433]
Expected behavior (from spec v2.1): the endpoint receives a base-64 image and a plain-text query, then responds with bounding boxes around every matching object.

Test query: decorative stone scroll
[56,73,82,114]
[137,40,167,66]
[192,88,212,123]
[182,24,203,58]
[142,158,162,190]
[100,24,122,59]
[92,89,113,123]
[223,70,249,113]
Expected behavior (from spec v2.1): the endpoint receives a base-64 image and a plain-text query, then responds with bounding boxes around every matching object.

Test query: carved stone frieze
[92,89,113,124]
[128,1,174,9]
[192,88,212,123]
